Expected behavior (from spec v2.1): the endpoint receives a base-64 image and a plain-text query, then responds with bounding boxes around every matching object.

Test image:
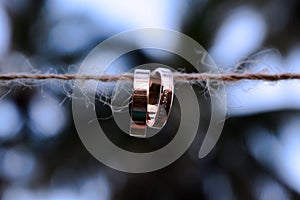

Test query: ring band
[147,68,174,129]
[130,69,150,137]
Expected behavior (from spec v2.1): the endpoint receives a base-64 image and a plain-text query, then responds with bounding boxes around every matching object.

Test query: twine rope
[0,73,300,82]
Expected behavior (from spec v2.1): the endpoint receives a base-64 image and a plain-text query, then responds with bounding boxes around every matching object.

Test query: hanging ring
[147,68,174,129]
[130,69,150,137]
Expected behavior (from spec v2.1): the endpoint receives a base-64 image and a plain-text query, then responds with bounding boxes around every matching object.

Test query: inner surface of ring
[147,71,162,127]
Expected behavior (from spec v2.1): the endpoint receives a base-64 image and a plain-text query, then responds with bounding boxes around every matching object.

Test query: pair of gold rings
[130,68,174,138]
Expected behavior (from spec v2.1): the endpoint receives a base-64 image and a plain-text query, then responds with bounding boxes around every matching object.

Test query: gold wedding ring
[130,69,150,137]
[147,68,174,129]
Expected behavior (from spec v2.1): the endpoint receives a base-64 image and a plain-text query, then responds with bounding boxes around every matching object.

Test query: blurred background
[0,0,300,199]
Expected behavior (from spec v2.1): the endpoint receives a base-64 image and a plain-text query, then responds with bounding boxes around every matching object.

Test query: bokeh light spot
[0,100,23,140]
[210,6,267,68]
[0,148,36,182]
[29,95,67,138]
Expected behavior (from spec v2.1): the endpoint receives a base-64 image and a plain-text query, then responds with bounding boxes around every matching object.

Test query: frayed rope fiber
[0,73,300,82]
